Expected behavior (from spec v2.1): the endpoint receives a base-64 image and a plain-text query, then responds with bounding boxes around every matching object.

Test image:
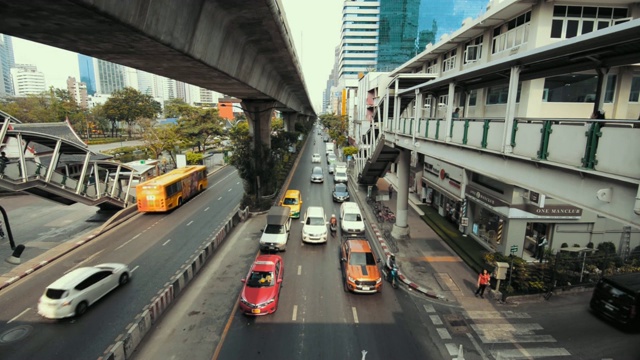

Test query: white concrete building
[10,64,46,96]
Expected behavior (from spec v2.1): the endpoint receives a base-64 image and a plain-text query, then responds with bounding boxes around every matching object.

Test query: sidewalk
[349,172,501,308]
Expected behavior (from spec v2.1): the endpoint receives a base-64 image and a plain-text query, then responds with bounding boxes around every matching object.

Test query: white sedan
[312,153,321,163]
[37,263,131,319]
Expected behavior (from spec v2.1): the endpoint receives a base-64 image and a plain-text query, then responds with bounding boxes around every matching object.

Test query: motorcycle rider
[329,214,338,237]
[386,254,397,271]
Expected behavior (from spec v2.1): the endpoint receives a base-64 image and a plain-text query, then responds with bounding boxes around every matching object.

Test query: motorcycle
[384,255,399,289]
[329,216,338,238]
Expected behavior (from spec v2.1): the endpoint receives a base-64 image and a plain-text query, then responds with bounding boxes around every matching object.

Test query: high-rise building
[377,0,487,71]
[0,34,16,96]
[77,54,96,96]
[67,76,88,108]
[93,58,126,95]
[175,81,189,103]
[11,64,46,96]
[338,0,379,89]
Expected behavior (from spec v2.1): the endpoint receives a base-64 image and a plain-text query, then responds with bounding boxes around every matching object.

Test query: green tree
[164,98,194,119]
[177,108,225,152]
[102,87,161,138]
[0,87,82,125]
[138,118,182,162]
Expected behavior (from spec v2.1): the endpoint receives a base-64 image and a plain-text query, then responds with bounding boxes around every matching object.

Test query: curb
[369,223,446,301]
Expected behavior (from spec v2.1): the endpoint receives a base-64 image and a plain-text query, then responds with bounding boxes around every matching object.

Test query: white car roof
[46,263,125,289]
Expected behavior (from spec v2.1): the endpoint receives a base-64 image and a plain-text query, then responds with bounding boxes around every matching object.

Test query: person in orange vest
[475,269,491,298]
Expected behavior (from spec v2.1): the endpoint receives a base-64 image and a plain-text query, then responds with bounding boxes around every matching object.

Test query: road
[0,166,243,359]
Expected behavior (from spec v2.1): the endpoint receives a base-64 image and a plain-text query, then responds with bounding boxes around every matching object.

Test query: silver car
[310,166,324,183]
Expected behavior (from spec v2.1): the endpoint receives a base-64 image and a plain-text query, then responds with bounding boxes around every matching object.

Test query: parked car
[302,206,328,243]
[239,255,284,315]
[332,183,350,202]
[310,166,324,183]
[328,163,336,174]
[340,202,365,235]
[37,263,131,319]
[340,239,382,293]
[323,136,330,142]
[311,153,321,163]
[334,170,348,183]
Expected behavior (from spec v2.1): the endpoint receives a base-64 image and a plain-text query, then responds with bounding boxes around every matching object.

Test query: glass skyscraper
[377,0,488,71]
[0,34,16,96]
[78,54,97,96]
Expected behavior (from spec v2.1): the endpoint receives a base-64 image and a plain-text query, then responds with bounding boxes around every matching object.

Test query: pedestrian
[537,235,547,262]
[475,269,491,298]
[452,107,460,119]
[0,151,8,174]
[388,183,394,200]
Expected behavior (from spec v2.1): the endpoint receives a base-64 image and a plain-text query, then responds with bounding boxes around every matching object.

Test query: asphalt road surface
[0,166,243,359]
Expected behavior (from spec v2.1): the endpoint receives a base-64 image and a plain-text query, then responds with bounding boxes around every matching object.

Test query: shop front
[421,158,464,226]
[465,186,511,251]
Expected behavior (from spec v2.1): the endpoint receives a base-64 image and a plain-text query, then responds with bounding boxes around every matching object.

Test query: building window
[492,11,530,54]
[543,74,616,103]
[629,76,640,102]
[468,90,477,106]
[442,49,457,73]
[464,36,483,64]
[550,6,630,39]
[486,85,520,105]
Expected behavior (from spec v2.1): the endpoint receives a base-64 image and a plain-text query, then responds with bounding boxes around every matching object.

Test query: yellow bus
[136,165,208,212]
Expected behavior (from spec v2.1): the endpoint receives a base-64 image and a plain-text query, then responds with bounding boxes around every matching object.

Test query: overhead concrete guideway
[357,19,640,230]
[0,118,137,209]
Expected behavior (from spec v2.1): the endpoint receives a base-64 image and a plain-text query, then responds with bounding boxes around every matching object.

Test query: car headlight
[256,298,275,307]
[348,276,355,283]
[376,277,382,284]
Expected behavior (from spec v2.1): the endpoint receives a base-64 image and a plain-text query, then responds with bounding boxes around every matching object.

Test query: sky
[11,0,344,114]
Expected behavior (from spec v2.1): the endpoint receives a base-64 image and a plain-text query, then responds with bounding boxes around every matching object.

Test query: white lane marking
[423,304,436,313]
[292,305,298,321]
[236,181,240,184]
[186,221,193,226]
[162,239,171,246]
[115,234,141,251]
[352,307,359,323]
[204,207,210,212]
[430,315,443,325]
[65,250,104,273]
[8,308,30,323]
[218,197,222,201]
[437,328,452,340]
[228,188,232,192]
[297,265,302,275]
[131,265,140,273]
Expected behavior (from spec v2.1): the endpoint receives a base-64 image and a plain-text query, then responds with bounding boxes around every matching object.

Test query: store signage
[465,186,507,207]
[514,204,583,217]
[528,191,546,207]
[460,217,469,226]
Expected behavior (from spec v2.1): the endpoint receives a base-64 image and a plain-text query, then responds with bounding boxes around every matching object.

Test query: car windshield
[306,216,325,226]
[336,172,346,177]
[264,224,284,234]
[335,184,347,193]
[283,197,298,205]
[344,213,362,221]
[349,252,376,266]
[312,168,323,175]
[247,271,275,287]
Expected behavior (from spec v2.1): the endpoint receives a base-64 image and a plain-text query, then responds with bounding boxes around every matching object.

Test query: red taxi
[239,255,284,315]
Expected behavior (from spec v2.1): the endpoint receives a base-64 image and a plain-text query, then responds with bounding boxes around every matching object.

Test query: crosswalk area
[424,306,571,359]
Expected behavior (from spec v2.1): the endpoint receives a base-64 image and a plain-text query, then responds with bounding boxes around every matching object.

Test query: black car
[332,183,350,202]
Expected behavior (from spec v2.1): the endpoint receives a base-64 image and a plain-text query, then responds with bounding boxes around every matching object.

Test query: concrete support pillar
[392,148,411,240]
[445,82,456,142]
[242,100,277,197]
[502,66,521,154]
[282,111,296,132]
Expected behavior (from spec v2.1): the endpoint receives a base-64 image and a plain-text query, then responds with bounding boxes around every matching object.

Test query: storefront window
[472,207,501,245]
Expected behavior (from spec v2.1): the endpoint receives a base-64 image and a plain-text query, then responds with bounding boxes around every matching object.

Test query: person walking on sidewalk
[388,184,394,200]
[475,269,491,298]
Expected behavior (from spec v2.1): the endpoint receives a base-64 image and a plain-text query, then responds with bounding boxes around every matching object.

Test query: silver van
[259,206,291,252]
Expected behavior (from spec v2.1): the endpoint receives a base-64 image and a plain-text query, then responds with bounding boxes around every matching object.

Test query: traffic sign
[510,245,518,254]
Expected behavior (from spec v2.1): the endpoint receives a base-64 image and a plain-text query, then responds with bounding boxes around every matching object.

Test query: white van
[340,202,365,235]
[302,206,328,243]
[259,206,291,252]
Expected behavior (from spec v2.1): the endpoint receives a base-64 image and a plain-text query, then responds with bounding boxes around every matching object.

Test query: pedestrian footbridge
[0,116,137,210]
